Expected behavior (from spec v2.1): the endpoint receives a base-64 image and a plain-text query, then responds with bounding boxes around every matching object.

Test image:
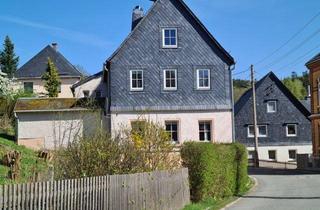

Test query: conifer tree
[42,58,61,97]
[0,36,19,78]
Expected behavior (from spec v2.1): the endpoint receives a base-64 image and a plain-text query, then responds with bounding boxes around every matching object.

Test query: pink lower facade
[110,111,233,144]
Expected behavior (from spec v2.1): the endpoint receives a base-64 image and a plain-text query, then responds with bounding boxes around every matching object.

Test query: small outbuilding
[14,98,104,150]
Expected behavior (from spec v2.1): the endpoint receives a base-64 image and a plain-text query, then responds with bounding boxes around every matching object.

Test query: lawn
[0,134,47,185]
[183,178,255,210]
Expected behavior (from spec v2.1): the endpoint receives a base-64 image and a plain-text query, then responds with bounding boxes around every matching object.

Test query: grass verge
[0,135,47,185]
[183,177,255,210]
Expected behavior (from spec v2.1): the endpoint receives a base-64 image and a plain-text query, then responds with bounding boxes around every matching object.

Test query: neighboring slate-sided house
[15,43,83,98]
[103,0,235,144]
[235,72,312,162]
[71,71,107,98]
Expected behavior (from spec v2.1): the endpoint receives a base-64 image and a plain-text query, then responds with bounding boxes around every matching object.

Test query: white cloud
[0,16,112,49]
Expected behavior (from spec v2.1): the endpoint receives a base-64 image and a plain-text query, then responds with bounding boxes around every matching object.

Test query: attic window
[267,101,277,113]
[162,28,178,48]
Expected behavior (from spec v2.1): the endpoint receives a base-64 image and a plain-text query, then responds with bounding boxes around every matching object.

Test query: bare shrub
[53,119,180,179]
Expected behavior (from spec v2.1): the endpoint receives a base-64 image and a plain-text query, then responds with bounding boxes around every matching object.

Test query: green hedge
[181,142,248,202]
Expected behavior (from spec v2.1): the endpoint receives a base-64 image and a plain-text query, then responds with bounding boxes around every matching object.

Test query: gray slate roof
[300,98,311,112]
[15,45,82,78]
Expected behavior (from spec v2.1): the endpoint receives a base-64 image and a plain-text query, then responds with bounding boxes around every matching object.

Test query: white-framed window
[199,121,212,142]
[164,69,177,90]
[288,150,297,161]
[268,150,276,161]
[248,125,268,138]
[162,28,178,48]
[286,124,297,137]
[165,121,179,143]
[267,101,277,113]
[130,70,143,91]
[197,69,210,90]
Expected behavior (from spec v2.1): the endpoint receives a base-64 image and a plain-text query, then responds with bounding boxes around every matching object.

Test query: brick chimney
[132,6,144,31]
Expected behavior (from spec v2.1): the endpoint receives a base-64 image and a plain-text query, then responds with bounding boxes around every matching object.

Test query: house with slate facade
[15,43,83,98]
[102,0,235,144]
[235,72,312,162]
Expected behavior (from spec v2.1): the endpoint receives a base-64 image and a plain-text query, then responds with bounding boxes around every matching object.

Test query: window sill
[162,46,178,49]
[196,88,211,91]
[130,89,144,92]
[163,88,178,91]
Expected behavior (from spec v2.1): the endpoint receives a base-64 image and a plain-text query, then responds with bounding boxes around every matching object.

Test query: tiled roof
[15,45,83,78]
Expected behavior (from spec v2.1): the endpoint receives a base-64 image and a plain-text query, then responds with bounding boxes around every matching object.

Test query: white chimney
[51,43,58,51]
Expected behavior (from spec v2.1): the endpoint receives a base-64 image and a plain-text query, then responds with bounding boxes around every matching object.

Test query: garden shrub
[53,119,180,179]
[181,142,248,202]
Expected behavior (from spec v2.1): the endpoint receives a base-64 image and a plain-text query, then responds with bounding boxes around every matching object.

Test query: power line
[232,67,250,76]
[255,9,320,66]
[261,26,320,70]
[277,43,320,71]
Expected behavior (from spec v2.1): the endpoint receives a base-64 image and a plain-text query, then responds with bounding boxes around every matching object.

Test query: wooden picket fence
[0,168,190,210]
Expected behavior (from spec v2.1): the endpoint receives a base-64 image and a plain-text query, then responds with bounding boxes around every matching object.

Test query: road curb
[221,176,258,210]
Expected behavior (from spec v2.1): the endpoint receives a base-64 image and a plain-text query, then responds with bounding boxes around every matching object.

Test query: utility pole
[251,65,259,167]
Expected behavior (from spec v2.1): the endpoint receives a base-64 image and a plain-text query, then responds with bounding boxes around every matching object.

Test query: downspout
[229,64,236,143]
[104,61,112,133]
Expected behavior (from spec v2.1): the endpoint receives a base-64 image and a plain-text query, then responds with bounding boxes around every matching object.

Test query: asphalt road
[226,168,320,210]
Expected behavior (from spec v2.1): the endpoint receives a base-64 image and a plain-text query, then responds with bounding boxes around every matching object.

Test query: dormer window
[162,28,177,48]
[267,101,277,113]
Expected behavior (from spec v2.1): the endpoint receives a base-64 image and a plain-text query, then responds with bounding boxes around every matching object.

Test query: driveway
[226,168,320,210]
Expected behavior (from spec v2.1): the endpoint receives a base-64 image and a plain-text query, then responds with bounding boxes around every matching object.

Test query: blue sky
[1,0,320,80]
